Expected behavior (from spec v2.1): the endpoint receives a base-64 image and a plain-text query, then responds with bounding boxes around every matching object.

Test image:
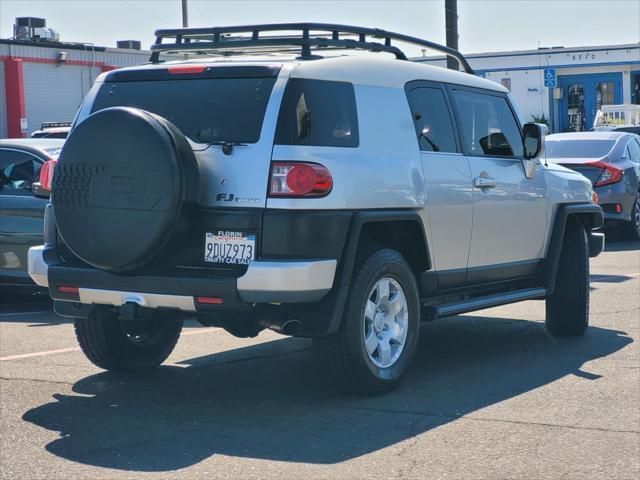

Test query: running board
[424,287,547,319]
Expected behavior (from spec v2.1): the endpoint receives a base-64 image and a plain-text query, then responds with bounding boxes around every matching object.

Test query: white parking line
[0,347,81,361]
[0,327,217,362]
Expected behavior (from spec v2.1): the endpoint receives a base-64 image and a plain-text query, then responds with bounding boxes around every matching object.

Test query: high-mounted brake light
[269,162,333,197]
[39,159,57,192]
[588,161,623,187]
[167,65,206,74]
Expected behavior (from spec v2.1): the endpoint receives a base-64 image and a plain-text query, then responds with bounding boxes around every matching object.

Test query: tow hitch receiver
[119,302,140,321]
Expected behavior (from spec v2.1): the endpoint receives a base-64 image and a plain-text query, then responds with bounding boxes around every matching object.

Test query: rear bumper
[588,231,605,257]
[595,182,636,223]
[28,245,336,312]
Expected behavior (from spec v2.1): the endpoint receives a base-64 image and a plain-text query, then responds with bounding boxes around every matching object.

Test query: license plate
[204,231,256,265]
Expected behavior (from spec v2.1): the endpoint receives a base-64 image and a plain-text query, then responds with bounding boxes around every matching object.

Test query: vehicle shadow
[603,239,640,252]
[22,316,632,472]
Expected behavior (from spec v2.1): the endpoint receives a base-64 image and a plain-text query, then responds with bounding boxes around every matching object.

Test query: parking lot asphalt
[1,240,638,480]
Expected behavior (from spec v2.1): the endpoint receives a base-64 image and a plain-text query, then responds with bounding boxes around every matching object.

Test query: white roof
[289,56,506,90]
[103,54,506,91]
[0,138,65,150]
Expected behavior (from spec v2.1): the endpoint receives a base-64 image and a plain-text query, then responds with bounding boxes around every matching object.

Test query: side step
[424,287,547,319]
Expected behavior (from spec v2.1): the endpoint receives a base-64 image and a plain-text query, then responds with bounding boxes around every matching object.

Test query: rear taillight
[39,159,57,191]
[588,161,623,187]
[268,162,333,197]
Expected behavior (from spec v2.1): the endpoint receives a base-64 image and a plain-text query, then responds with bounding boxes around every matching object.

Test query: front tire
[314,249,420,395]
[545,218,590,337]
[74,308,183,371]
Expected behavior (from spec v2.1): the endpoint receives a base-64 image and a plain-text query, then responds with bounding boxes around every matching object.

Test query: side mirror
[31,181,49,198]
[523,122,548,159]
[522,122,548,179]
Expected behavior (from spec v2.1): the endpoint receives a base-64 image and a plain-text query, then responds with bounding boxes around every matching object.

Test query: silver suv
[28,24,604,395]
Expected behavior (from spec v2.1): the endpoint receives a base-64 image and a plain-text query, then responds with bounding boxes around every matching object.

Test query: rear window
[275,79,358,147]
[545,140,615,159]
[91,77,277,144]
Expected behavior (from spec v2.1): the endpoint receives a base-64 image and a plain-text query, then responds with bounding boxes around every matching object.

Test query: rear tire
[314,249,420,395]
[74,308,183,371]
[545,218,590,337]
[624,192,640,240]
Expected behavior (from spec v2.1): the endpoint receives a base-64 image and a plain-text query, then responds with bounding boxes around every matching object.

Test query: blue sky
[1,0,639,55]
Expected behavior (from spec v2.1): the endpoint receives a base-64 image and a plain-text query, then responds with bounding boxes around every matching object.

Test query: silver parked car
[546,132,640,239]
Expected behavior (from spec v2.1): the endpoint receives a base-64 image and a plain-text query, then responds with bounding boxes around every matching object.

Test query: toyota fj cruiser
[29,24,604,395]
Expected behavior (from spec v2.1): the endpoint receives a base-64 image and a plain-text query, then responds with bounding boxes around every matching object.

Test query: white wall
[483,69,551,124]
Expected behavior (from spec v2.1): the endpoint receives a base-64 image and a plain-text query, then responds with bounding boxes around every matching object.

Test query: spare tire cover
[53,107,198,272]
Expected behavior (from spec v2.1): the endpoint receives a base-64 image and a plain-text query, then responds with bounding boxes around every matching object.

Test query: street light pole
[444,0,459,70]
[181,0,189,27]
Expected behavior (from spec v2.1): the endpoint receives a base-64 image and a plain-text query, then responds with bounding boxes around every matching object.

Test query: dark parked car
[546,132,640,238]
[0,138,63,288]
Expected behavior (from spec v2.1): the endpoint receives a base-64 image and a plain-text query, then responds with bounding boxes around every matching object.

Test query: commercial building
[1,17,152,138]
[3,18,639,139]
[416,43,640,132]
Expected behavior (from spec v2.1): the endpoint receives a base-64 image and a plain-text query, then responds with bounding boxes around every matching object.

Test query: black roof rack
[149,23,474,74]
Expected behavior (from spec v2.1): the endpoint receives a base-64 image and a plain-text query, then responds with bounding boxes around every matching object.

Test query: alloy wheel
[363,277,409,368]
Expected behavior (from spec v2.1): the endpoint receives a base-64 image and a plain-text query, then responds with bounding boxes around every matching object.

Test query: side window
[626,138,640,164]
[407,87,457,153]
[275,78,359,147]
[0,149,42,196]
[451,89,524,157]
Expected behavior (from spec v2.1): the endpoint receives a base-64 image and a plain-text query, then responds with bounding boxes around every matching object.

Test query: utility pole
[444,0,459,70]
[181,0,189,27]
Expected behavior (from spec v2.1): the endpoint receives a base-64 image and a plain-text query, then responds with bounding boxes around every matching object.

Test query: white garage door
[23,62,100,136]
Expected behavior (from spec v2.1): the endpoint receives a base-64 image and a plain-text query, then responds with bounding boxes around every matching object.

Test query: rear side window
[545,140,615,158]
[91,77,277,144]
[407,87,457,153]
[275,79,358,147]
[451,89,524,158]
[626,137,640,164]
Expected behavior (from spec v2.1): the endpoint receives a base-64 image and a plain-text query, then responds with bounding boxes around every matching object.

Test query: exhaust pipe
[265,319,303,336]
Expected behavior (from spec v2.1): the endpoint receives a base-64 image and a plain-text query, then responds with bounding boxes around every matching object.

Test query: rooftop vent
[117,40,141,50]
[14,17,60,42]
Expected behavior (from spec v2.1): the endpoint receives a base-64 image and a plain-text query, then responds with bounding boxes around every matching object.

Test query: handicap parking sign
[544,68,557,87]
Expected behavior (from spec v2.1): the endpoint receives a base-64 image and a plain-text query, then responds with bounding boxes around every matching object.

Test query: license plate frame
[204,231,256,265]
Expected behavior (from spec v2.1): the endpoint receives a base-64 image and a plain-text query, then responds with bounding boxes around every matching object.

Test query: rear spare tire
[53,107,199,272]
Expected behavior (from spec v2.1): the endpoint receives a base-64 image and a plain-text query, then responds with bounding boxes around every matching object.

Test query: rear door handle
[473,177,497,189]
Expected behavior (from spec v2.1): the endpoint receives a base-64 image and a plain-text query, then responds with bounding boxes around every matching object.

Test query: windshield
[91,77,277,144]
[545,139,615,159]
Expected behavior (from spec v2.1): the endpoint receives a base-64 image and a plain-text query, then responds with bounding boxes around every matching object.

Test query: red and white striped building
[1,39,152,138]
